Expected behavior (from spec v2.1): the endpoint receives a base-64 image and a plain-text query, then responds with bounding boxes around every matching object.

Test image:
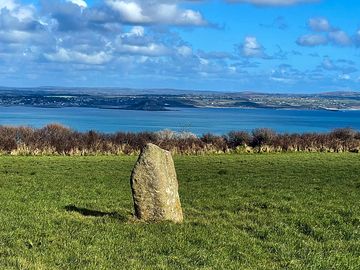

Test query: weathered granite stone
[130,143,183,223]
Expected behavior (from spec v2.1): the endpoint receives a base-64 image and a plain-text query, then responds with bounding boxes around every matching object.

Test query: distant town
[0,87,360,111]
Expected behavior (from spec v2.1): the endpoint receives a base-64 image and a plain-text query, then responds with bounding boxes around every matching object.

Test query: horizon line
[0,86,359,95]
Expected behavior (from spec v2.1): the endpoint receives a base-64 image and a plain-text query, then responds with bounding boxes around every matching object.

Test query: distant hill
[0,87,360,111]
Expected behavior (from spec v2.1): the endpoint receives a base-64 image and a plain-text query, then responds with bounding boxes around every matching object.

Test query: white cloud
[241,36,265,58]
[0,30,33,43]
[308,18,331,32]
[45,48,112,65]
[66,0,88,8]
[0,1,43,45]
[296,34,328,46]
[0,0,35,22]
[177,46,193,57]
[150,3,206,25]
[299,18,353,47]
[105,0,207,26]
[0,0,17,11]
[117,43,170,56]
[328,30,352,46]
[1,0,359,91]
[114,27,171,56]
[106,1,150,24]
[128,26,144,37]
[297,27,352,47]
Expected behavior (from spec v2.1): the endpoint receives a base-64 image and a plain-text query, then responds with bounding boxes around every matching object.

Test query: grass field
[0,154,359,269]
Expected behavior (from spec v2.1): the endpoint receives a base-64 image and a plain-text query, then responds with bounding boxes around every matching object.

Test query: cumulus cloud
[1,0,359,91]
[0,0,36,23]
[0,0,37,23]
[0,0,209,68]
[110,26,174,56]
[0,0,46,46]
[116,42,170,56]
[66,0,88,8]
[39,0,208,35]
[240,36,265,58]
[328,30,352,46]
[0,30,37,43]
[0,0,18,12]
[296,34,327,46]
[177,46,193,57]
[44,48,112,65]
[121,25,145,42]
[297,18,354,47]
[106,1,149,24]
[105,0,207,26]
[238,37,287,60]
[7,0,210,67]
[308,17,331,32]
[297,31,353,47]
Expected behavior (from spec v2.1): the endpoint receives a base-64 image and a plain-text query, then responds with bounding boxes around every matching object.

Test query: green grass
[0,153,359,269]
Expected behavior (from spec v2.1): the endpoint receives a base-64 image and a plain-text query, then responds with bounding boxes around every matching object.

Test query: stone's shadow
[65,204,128,222]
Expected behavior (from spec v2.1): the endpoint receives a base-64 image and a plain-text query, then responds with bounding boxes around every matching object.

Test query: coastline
[1,104,360,112]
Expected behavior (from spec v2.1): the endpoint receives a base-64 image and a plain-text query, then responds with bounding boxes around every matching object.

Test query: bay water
[0,106,359,135]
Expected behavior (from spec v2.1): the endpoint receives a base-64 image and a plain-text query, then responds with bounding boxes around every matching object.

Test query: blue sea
[0,106,359,135]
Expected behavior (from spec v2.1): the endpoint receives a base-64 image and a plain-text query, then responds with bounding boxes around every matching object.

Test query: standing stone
[130,143,183,223]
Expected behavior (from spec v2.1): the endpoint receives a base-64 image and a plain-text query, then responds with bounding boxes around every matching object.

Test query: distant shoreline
[1,88,360,111]
[1,104,359,112]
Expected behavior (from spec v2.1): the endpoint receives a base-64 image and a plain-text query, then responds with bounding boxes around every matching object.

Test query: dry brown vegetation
[0,124,359,155]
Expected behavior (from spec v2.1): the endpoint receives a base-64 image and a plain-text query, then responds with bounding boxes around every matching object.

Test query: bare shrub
[227,131,251,148]
[0,124,359,155]
[201,133,228,152]
[330,128,356,141]
[0,126,18,152]
[251,128,276,147]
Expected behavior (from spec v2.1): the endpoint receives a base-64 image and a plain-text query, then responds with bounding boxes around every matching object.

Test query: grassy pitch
[0,153,359,269]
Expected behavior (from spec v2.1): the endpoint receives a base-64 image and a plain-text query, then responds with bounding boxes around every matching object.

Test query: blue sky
[1,0,360,92]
